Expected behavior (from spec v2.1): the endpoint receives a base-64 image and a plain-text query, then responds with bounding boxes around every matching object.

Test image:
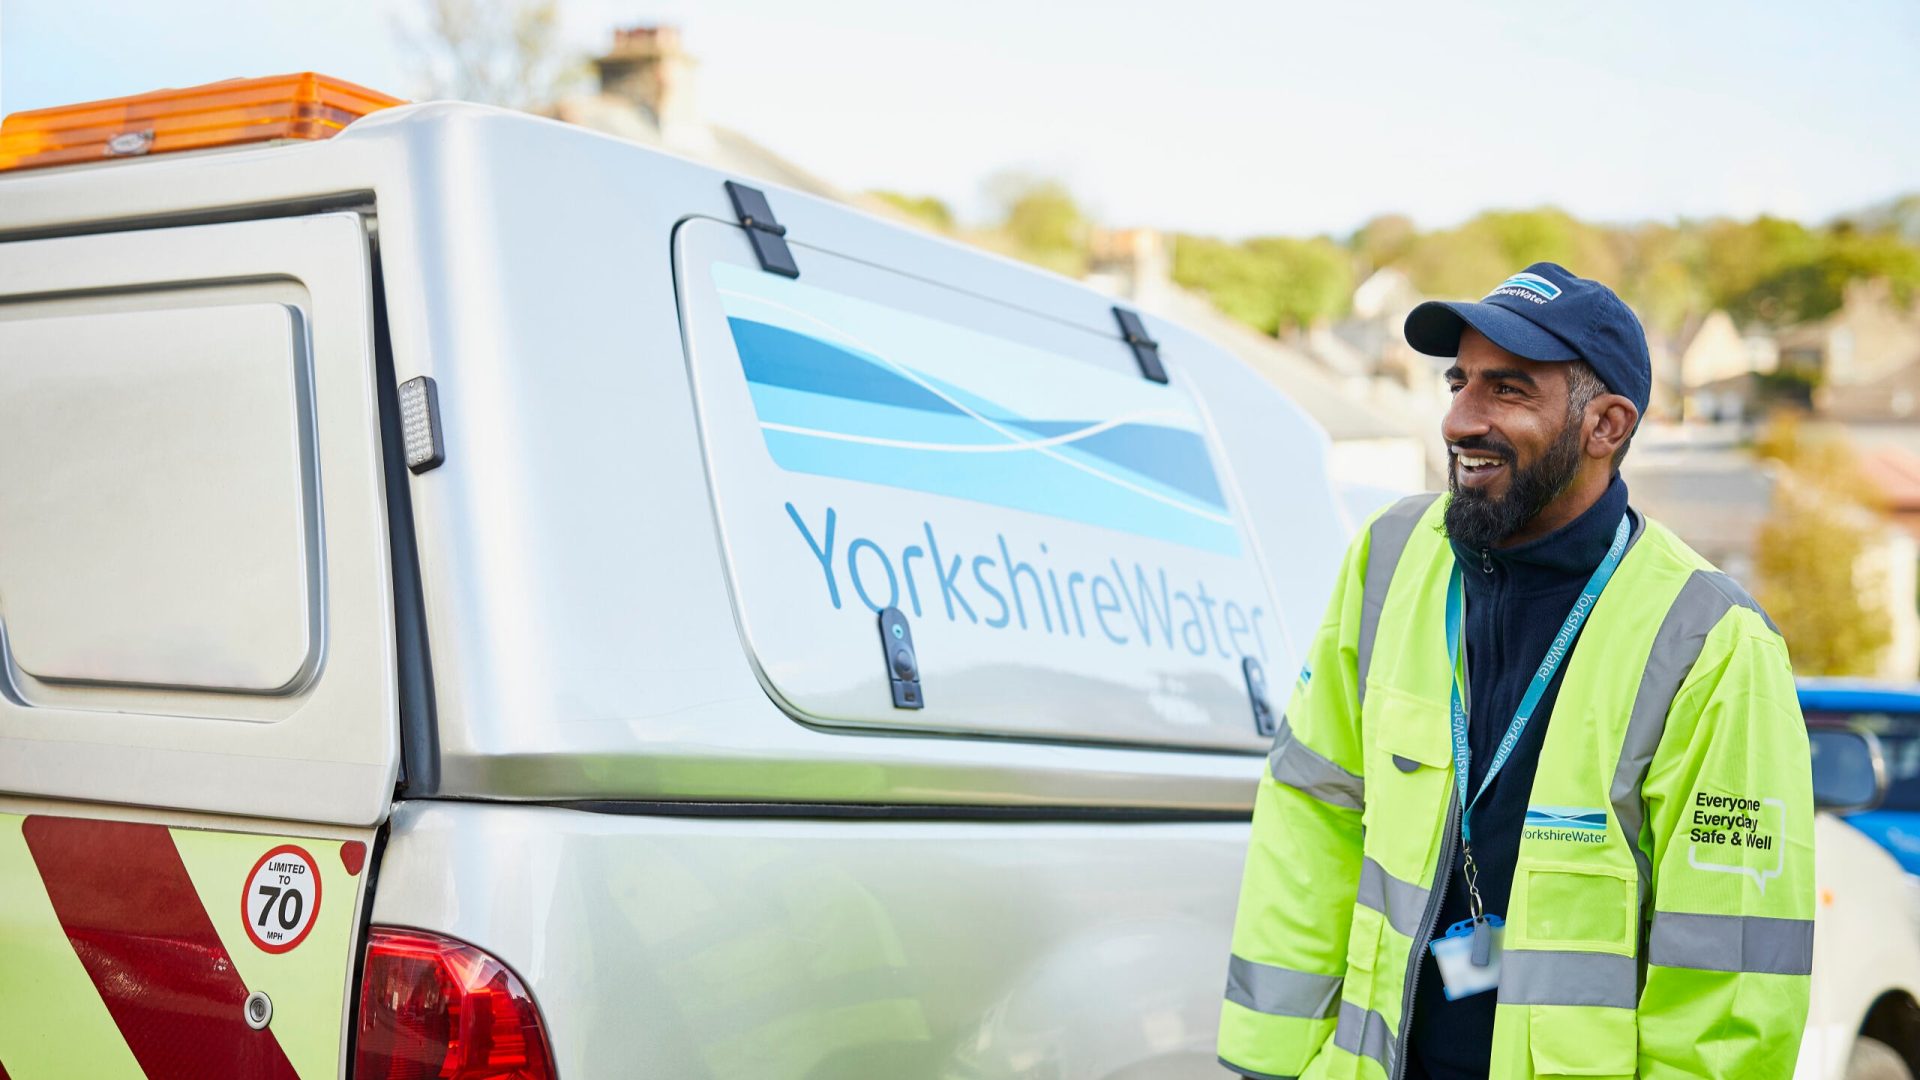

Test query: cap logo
[1485,272,1562,305]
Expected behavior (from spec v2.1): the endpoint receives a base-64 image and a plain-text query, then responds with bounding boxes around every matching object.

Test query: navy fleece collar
[1448,473,1632,594]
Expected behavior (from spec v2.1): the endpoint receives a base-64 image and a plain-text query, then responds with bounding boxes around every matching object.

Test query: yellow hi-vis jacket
[1219,493,1813,1080]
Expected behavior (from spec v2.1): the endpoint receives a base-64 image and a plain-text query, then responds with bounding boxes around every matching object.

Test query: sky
[4,0,1918,238]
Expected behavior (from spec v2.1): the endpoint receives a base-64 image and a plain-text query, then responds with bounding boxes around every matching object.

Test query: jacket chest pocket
[1366,682,1452,773]
[1363,683,1454,863]
[1509,861,1638,953]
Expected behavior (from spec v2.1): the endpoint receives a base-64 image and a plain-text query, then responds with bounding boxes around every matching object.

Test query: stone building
[1783,279,1920,388]
[546,26,882,213]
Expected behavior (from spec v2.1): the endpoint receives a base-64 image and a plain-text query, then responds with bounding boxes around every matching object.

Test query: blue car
[1801,679,1920,874]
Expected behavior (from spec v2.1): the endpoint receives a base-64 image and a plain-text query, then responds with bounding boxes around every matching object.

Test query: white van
[0,74,1350,1079]
[0,74,1912,1080]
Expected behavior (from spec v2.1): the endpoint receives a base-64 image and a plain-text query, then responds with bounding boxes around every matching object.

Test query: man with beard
[1220,264,1812,1080]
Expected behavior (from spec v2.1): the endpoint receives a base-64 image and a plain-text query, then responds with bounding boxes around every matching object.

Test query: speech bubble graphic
[1686,797,1786,894]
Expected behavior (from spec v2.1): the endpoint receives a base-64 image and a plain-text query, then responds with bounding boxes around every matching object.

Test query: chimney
[1089,228,1173,307]
[594,25,703,141]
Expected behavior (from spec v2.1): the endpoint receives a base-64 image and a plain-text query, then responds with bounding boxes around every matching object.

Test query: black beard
[1444,419,1585,550]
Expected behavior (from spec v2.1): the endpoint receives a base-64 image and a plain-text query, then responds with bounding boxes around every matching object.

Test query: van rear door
[0,212,398,1078]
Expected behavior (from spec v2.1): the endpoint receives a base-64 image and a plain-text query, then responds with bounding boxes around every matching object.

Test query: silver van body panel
[1,102,1345,810]
[373,799,1244,1078]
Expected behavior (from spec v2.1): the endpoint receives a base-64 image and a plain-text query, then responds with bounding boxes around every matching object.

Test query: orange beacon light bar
[0,72,403,173]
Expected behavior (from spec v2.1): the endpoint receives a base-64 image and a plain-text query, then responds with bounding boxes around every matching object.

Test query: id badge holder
[1429,914,1504,1001]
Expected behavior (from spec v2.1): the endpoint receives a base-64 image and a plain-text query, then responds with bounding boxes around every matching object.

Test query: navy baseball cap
[1404,262,1651,419]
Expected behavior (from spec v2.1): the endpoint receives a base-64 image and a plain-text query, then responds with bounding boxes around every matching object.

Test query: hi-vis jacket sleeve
[1636,600,1814,1079]
[1219,526,1372,1080]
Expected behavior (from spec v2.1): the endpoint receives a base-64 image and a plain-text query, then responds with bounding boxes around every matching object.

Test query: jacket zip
[1392,635,1469,1080]
[1392,782,1459,1080]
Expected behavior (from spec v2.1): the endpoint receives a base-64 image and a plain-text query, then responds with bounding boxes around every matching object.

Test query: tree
[1394,208,1620,300]
[869,191,955,232]
[1694,217,1920,327]
[1698,215,1825,326]
[1472,208,1621,282]
[1351,213,1417,276]
[1752,411,1893,676]
[1614,222,1708,334]
[1323,200,1920,338]
[1843,194,1920,245]
[982,172,1091,277]
[1172,234,1352,334]
[1245,236,1353,330]
[1395,221,1512,300]
[1828,228,1920,307]
[397,0,574,109]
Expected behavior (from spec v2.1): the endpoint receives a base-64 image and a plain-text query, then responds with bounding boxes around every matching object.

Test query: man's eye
[1447,383,1464,394]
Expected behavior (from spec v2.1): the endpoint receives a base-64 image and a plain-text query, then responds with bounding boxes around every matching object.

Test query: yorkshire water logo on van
[714,262,1238,556]
[691,257,1285,728]
[1524,806,1608,844]
[1485,272,1562,305]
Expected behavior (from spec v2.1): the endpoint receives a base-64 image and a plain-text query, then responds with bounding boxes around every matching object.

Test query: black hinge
[725,180,799,278]
[1113,306,1167,383]
[1242,657,1276,738]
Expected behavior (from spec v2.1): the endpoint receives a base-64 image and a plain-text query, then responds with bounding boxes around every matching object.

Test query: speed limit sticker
[242,844,322,953]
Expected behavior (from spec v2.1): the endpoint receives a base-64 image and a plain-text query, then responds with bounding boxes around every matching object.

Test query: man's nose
[1442,385,1493,446]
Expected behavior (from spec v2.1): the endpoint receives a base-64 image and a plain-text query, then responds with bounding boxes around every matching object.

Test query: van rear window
[0,302,316,695]
[676,220,1280,752]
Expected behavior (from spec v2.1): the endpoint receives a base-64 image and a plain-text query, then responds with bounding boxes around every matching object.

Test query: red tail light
[354,927,556,1080]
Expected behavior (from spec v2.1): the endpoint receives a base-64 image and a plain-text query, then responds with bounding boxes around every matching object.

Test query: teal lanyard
[1445,514,1631,862]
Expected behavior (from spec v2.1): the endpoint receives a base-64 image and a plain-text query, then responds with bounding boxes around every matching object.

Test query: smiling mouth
[1453,449,1509,482]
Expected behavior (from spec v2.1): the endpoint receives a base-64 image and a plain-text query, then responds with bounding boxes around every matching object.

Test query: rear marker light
[399,376,446,474]
[354,927,555,1080]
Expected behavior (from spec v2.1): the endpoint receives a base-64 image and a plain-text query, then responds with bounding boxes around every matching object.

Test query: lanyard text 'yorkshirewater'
[1443,514,1631,941]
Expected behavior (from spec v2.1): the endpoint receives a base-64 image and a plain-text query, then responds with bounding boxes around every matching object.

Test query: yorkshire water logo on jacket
[1522,805,1609,845]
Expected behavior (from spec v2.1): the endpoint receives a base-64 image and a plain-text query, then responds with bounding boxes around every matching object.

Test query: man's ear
[1587,395,1639,460]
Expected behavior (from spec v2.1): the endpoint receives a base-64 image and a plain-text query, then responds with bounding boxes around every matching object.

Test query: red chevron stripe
[23,816,300,1080]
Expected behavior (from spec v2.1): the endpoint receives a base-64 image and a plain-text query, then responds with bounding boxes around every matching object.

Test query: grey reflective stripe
[1357,858,1430,939]
[1610,567,1776,943]
[1499,949,1639,1007]
[1268,717,1365,811]
[1217,1058,1299,1080]
[1332,1000,1395,1074]
[1648,911,1815,976]
[1225,955,1344,1019]
[1356,494,1438,704]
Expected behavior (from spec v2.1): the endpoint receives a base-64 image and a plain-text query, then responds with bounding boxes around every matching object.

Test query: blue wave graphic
[1524,807,1609,830]
[730,316,965,415]
[1002,419,1225,509]
[726,316,1240,555]
[1492,274,1561,300]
